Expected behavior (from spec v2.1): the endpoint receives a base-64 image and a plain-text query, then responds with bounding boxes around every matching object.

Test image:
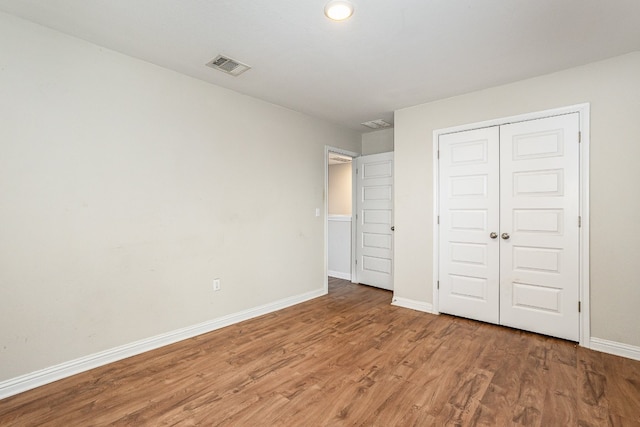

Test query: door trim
[324,146,360,294]
[432,103,590,346]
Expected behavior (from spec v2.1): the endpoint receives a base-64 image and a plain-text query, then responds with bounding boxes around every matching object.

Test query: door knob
[391,226,395,231]
[501,232,510,240]
[490,232,498,239]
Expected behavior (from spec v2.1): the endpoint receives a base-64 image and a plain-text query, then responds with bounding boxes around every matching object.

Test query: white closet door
[438,127,500,324]
[499,113,580,341]
[356,152,394,290]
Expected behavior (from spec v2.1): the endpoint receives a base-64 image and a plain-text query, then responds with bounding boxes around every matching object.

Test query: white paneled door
[438,127,500,323]
[356,152,394,290]
[499,114,580,341]
[438,113,580,341]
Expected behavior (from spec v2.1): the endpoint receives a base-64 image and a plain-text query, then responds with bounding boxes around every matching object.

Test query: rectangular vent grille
[330,155,352,163]
[206,55,251,76]
[361,119,393,129]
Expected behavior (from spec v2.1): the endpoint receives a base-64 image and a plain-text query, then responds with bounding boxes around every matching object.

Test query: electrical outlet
[213,278,221,291]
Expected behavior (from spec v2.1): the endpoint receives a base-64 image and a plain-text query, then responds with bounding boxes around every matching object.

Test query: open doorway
[328,154,353,279]
[324,146,358,294]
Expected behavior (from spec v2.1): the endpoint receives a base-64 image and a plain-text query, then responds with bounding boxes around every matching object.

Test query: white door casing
[438,127,500,324]
[356,152,394,290]
[436,110,583,342]
[499,113,580,341]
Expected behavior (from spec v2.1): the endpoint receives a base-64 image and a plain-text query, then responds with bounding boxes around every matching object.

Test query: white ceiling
[1,0,639,131]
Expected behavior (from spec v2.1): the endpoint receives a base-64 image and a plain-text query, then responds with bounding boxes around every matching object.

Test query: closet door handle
[501,233,510,240]
[490,232,498,239]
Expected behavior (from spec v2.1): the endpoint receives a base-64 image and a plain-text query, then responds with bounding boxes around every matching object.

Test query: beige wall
[328,163,352,215]
[0,12,361,381]
[394,51,640,348]
[362,128,394,155]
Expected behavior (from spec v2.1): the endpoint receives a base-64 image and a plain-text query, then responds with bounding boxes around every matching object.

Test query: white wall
[0,12,361,381]
[328,217,352,280]
[362,128,394,155]
[328,163,352,215]
[394,52,640,348]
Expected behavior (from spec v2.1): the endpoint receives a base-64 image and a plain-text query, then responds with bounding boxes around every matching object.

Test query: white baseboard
[590,337,640,361]
[391,296,434,314]
[0,288,326,400]
[328,270,351,280]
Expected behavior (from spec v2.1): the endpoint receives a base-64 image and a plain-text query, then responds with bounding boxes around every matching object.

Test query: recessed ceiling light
[324,0,354,21]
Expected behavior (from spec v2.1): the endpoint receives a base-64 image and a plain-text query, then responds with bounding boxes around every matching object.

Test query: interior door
[355,152,394,290]
[437,113,581,342]
[499,113,580,341]
[438,127,500,323]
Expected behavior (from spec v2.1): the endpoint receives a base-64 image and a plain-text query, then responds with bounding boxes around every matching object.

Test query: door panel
[437,113,580,341]
[356,152,394,290]
[438,127,500,323]
[499,113,580,341]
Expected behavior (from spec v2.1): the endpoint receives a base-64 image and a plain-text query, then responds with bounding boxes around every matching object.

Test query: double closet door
[438,113,580,341]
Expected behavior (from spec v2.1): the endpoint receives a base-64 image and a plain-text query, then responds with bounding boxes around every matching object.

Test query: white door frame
[432,103,591,346]
[324,146,360,294]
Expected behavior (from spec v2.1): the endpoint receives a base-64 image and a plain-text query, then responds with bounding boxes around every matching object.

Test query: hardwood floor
[1,278,639,426]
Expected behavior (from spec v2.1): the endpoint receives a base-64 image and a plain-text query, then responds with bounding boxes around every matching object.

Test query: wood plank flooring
[1,278,639,426]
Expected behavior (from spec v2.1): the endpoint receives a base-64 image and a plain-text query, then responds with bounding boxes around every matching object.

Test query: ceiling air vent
[329,154,352,164]
[206,55,251,76]
[361,119,392,129]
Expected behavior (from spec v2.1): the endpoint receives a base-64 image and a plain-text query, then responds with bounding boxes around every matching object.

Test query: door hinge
[578,216,582,227]
[437,150,440,159]
[355,259,357,265]
[356,168,359,174]
[437,280,440,290]
[578,131,582,143]
[437,215,440,225]
[356,213,358,220]
[578,301,581,312]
